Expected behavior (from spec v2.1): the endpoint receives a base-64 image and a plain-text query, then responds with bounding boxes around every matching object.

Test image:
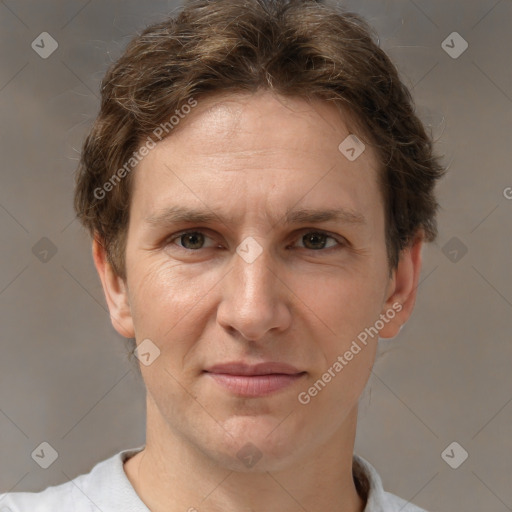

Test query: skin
[93,89,424,512]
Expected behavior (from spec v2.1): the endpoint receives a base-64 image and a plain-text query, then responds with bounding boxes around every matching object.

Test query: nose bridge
[217,236,289,340]
[232,238,277,306]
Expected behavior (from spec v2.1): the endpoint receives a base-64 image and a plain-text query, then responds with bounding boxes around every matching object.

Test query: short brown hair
[74,0,445,279]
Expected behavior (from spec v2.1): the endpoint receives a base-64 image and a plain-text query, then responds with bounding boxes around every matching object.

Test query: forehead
[131,90,383,223]
[158,90,373,161]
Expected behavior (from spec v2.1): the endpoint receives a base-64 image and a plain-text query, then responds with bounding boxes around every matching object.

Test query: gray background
[0,0,511,510]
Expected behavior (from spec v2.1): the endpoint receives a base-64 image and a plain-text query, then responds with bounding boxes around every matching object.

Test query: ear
[378,231,424,339]
[92,236,135,338]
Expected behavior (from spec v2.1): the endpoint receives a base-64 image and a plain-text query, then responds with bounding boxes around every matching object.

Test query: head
[74,0,444,470]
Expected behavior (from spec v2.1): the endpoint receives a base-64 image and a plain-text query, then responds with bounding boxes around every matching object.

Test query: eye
[292,231,344,251]
[166,230,345,252]
[168,231,217,250]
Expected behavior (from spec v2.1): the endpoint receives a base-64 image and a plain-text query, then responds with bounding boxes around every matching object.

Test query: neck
[124,394,366,512]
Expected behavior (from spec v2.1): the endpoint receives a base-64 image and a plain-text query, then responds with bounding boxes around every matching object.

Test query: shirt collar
[99,446,388,511]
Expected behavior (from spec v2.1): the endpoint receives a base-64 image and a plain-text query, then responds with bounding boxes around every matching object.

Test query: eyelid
[166,228,348,251]
[166,229,218,249]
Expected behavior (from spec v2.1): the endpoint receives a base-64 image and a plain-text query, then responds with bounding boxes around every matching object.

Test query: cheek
[295,272,382,414]
[126,256,219,340]
[296,265,386,340]
[127,259,176,335]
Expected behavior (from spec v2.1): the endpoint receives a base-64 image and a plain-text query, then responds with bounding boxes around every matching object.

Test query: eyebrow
[145,205,366,227]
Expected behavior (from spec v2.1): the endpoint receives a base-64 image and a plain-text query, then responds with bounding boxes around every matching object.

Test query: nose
[216,239,292,342]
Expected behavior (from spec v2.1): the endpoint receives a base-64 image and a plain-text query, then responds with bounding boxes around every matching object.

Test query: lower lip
[206,372,306,397]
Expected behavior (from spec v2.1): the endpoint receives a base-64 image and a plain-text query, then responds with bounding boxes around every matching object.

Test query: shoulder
[0,473,89,512]
[0,446,146,512]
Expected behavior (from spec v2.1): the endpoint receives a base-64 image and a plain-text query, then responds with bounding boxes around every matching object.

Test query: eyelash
[165,229,346,253]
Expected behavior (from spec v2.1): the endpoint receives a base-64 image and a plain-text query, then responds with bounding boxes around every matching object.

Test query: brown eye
[169,231,215,250]
[179,232,205,249]
[296,231,341,251]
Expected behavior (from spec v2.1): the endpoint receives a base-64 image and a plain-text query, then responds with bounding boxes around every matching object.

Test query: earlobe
[378,233,424,339]
[92,237,135,338]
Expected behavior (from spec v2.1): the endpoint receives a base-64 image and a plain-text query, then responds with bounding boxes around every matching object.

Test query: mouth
[203,362,307,397]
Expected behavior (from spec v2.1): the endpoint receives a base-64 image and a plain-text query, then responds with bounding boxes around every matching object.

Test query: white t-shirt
[0,446,428,511]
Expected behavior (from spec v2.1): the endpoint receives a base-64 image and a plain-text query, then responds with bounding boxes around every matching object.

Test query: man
[0,0,444,510]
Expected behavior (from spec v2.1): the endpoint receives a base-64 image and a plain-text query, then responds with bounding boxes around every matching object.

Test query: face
[97,90,420,471]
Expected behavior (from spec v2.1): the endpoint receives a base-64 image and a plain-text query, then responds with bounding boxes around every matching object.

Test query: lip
[205,362,303,376]
[204,362,307,397]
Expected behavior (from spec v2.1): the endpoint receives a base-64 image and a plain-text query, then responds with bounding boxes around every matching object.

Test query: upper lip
[205,362,304,376]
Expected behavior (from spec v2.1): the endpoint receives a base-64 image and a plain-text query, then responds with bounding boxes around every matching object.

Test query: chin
[203,416,308,471]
